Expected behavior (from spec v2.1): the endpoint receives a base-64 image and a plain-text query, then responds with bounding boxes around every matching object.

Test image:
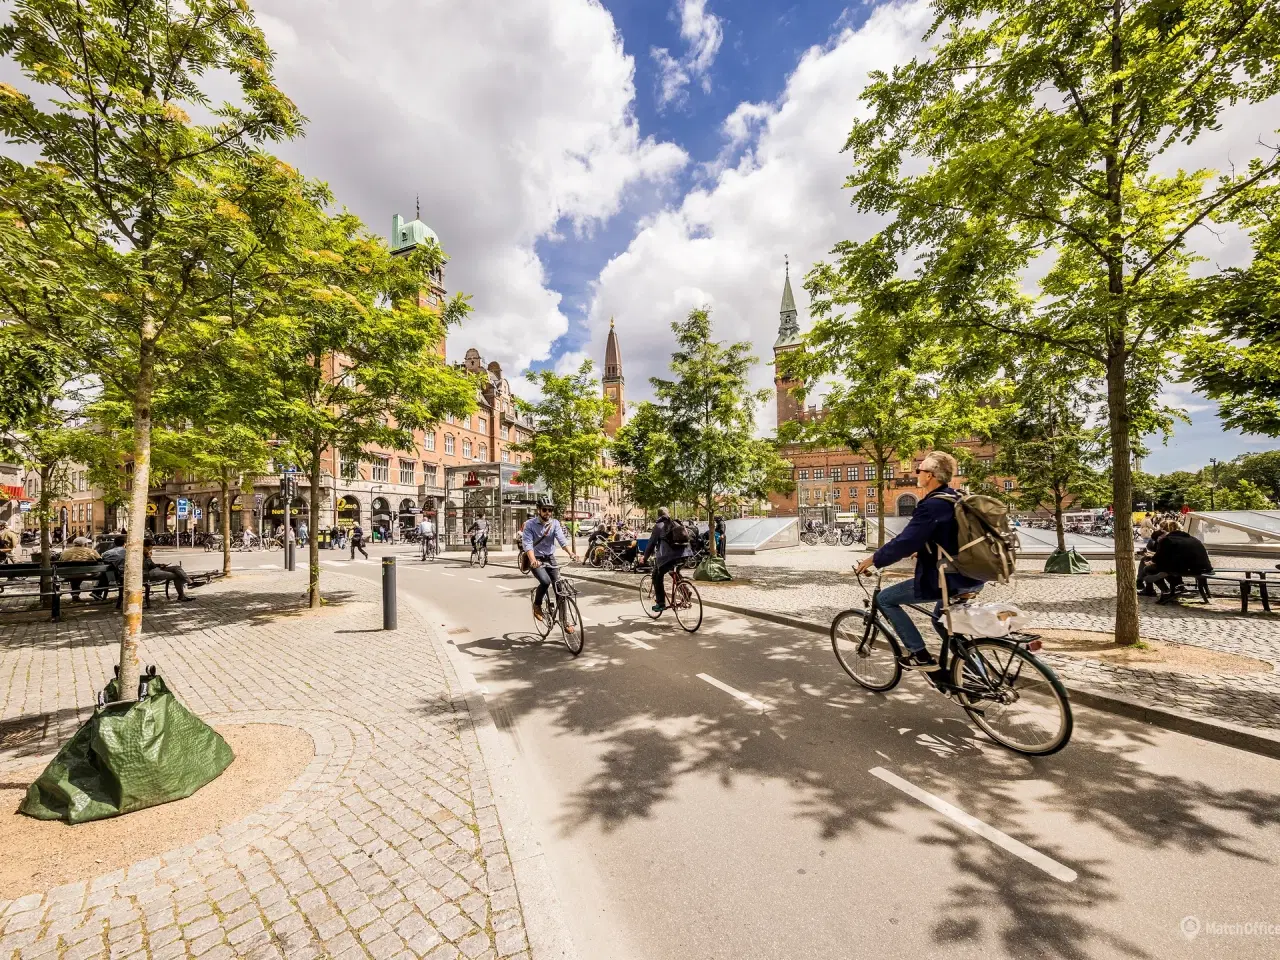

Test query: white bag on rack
[945,602,1033,638]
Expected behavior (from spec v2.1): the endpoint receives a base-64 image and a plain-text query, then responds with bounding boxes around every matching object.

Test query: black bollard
[382,556,397,630]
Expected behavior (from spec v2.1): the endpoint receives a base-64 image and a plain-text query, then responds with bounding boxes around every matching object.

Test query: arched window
[445,434,455,455]
[463,439,472,459]
[478,443,487,461]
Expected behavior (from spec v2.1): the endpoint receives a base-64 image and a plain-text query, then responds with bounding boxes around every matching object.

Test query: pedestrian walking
[350,523,369,560]
[298,520,308,546]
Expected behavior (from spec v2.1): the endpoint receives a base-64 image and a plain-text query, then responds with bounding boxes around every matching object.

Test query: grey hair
[920,451,957,484]
[657,506,670,518]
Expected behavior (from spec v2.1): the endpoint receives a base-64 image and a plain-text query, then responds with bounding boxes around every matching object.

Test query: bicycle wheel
[639,575,662,619]
[672,579,702,632]
[470,548,479,567]
[480,546,488,568]
[952,637,1073,755]
[831,609,902,692]
[559,596,585,656]
[529,587,554,639]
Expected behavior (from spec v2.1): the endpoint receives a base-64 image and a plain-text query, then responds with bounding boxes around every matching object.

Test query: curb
[443,556,1280,763]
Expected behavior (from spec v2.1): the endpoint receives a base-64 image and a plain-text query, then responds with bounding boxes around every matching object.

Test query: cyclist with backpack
[854,451,989,669]
[641,507,692,613]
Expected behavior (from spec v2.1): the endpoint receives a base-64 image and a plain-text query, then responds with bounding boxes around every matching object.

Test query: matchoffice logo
[1181,916,1280,939]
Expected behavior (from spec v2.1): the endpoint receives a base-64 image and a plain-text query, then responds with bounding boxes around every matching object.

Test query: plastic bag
[945,602,1033,638]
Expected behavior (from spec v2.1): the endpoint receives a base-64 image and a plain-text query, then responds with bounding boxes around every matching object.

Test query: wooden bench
[1193,569,1274,614]
[0,562,122,620]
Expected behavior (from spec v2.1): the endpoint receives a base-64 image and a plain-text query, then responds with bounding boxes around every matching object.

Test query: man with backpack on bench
[855,451,1017,673]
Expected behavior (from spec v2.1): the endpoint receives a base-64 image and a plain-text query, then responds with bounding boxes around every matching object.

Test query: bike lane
[316,552,1280,960]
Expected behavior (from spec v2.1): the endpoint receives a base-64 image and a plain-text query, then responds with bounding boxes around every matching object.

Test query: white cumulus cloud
[252,0,687,379]
[651,0,724,110]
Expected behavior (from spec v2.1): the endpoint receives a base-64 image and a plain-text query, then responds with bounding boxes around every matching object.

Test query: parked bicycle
[640,559,703,632]
[830,570,1072,755]
[530,569,585,656]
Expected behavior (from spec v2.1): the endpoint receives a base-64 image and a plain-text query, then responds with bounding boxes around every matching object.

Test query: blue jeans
[876,579,943,655]
[531,556,559,606]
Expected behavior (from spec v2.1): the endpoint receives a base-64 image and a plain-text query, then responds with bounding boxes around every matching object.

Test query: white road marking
[696,673,770,712]
[439,572,455,577]
[624,637,655,650]
[496,584,519,591]
[468,578,484,583]
[869,767,1077,883]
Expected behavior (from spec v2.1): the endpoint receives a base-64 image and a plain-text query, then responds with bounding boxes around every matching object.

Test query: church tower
[603,318,625,438]
[774,256,804,426]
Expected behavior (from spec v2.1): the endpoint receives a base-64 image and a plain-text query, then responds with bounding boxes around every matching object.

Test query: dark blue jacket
[871,486,986,601]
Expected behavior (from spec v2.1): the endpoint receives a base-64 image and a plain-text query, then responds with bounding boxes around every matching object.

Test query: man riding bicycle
[522,502,578,628]
[468,516,489,555]
[416,514,435,559]
[854,451,985,671]
[640,507,691,613]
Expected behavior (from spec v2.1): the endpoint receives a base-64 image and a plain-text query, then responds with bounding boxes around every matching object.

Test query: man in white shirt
[416,516,435,560]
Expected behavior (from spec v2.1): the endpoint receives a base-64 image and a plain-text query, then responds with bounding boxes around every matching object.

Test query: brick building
[767,259,1012,520]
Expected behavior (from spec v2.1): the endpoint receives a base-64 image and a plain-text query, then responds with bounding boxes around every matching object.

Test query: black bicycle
[420,535,436,563]
[470,536,488,568]
[830,570,1072,755]
[529,564,585,656]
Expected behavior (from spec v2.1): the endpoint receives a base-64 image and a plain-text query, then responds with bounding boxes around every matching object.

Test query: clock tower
[603,318,625,438]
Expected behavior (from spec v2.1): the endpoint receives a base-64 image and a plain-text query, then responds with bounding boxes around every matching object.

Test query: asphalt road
[228,546,1280,960]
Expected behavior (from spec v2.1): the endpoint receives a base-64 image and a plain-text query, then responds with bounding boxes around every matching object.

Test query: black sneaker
[899,650,938,670]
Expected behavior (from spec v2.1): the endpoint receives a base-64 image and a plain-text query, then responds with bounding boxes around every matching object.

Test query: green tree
[778,286,985,548]
[513,361,615,551]
[647,308,789,558]
[987,360,1110,553]
[836,0,1280,644]
[1185,184,1280,435]
[610,402,683,513]
[1218,479,1273,511]
[1222,451,1280,505]
[256,205,477,607]
[0,0,305,692]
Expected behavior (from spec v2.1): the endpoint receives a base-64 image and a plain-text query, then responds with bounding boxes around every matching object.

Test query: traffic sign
[176,498,190,519]
[194,507,203,521]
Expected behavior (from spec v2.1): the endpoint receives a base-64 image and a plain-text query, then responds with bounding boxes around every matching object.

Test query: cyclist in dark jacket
[641,507,691,612]
[855,452,984,668]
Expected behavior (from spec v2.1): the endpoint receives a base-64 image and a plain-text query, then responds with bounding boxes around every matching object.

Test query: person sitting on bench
[143,540,193,602]
[58,537,106,601]
[1144,521,1213,605]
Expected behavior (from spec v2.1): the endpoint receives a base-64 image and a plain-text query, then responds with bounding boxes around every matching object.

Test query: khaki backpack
[937,493,1018,584]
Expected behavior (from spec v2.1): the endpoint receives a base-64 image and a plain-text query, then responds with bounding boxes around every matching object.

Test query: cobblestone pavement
[0,571,534,960]
[594,548,1280,733]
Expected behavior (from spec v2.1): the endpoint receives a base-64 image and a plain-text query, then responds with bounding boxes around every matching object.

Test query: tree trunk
[569,468,577,553]
[308,446,322,608]
[1053,485,1067,553]
[876,460,887,549]
[1106,349,1139,646]
[119,346,154,700]
[219,472,232,577]
[38,463,53,608]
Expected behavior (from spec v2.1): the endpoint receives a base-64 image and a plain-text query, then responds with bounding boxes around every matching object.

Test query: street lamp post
[1209,458,1219,511]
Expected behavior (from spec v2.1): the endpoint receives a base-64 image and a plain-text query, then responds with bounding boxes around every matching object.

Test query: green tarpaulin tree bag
[1043,548,1091,574]
[20,672,234,824]
[694,555,732,582]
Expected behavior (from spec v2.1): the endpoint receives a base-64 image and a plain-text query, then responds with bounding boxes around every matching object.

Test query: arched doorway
[207,497,219,533]
[398,498,416,535]
[263,494,308,535]
[229,495,244,535]
[372,497,392,541]
[337,495,360,528]
[897,494,918,517]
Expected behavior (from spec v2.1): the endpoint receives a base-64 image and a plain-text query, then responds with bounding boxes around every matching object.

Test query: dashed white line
[869,767,1077,883]
[622,636,654,650]
[439,572,455,577]
[468,578,484,583]
[696,673,770,712]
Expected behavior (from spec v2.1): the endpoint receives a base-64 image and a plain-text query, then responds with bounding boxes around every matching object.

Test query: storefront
[442,463,547,550]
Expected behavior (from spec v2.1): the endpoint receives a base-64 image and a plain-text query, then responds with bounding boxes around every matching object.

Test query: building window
[424,463,438,486]
[425,431,436,451]
[478,443,487,461]
[399,460,415,485]
[866,502,878,516]
[341,452,359,481]
[798,469,809,481]
[955,460,965,476]
[463,439,472,459]
[833,488,841,499]
[1003,480,1015,492]
[445,413,454,424]
[831,468,842,482]
[479,417,486,434]
[372,457,389,482]
[814,467,824,480]
[885,464,895,479]
[802,489,810,504]
[849,486,858,498]
[501,449,510,463]
[866,465,877,480]
[463,415,471,430]
[445,434,455,455]
[501,425,510,440]
[867,487,876,499]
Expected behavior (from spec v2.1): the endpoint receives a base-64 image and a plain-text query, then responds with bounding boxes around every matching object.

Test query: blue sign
[194,507,203,521]
[176,498,190,519]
